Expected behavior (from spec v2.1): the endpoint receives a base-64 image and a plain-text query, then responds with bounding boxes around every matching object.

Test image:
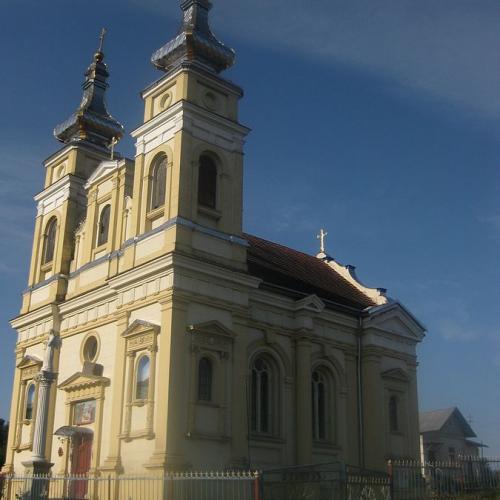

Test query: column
[296,335,312,465]
[30,373,56,463]
[23,331,61,475]
[102,311,129,473]
[230,320,249,468]
[1,350,25,474]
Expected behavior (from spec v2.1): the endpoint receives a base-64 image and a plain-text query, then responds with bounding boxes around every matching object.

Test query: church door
[70,433,93,499]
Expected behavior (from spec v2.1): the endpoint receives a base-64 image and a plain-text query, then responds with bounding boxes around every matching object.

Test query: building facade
[420,407,486,462]
[3,0,425,477]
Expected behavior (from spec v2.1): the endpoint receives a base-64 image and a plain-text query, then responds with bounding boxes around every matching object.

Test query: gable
[58,372,110,391]
[187,320,235,339]
[122,319,161,338]
[84,159,120,189]
[381,368,410,383]
[364,302,426,342]
[420,407,476,438]
[294,294,325,313]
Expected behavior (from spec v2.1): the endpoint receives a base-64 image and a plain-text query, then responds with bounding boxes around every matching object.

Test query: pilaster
[100,311,130,474]
[295,335,313,464]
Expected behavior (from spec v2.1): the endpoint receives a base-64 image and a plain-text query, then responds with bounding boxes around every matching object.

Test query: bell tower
[128,0,250,270]
[22,33,124,313]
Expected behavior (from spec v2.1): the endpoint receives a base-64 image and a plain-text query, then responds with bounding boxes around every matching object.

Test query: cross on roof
[110,137,118,160]
[98,28,107,53]
[317,228,328,254]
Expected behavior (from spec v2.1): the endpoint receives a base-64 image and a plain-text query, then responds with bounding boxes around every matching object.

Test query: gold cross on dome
[110,137,118,160]
[317,228,328,254]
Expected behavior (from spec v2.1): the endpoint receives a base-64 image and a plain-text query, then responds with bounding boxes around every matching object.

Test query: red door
[70,434,93,499]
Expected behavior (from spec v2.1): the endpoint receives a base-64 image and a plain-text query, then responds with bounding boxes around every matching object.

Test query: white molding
[317,254,388,306]
[84,159,125,189]
[34,175,86,217]
[132,100,250,156]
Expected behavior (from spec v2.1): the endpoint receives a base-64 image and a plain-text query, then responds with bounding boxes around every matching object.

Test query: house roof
[244,233,378,310]
[419,407,476,438]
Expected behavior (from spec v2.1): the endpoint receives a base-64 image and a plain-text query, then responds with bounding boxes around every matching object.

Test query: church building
[2,0,425,478]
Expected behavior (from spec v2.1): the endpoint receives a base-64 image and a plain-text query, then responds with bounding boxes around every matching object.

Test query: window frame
[389,395,399,433]
[96,204,111,247]
[197,153,218,210]
[42,216,58,266]
[24,383,36,422]
[134,354,151,403]
[149,154,168,212]
[311,366,336,444]
[197,356,213,402]
[249,354,280,437]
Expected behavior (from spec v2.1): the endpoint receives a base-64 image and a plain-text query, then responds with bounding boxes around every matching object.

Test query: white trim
[132,101,250,156]
[317,254,388,306]
[34,175,86,217]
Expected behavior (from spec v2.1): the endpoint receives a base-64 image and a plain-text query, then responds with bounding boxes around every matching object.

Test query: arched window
[25,383,36,420]
[389,395,399,432]
[198,357,213,402]
[135,356,150,400]
[97,205,111,247]
[42,217,57,264]
[250,356,273,434]
[312,370,327,440]
[150,155,168,210]
[197,154,217,209]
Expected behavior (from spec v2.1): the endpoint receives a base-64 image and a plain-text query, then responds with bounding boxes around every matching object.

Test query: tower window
[42,217,57,265]
[389,395,399,432]
[198,154,217,209]
[312,370,327,441]
[197,357,213,402]
[25,383,36,421]
[150,155,168,210]
[135,356,150,401]
[97,205,111,247]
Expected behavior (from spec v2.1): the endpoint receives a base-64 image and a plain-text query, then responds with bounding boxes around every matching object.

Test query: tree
[0,419,8,467]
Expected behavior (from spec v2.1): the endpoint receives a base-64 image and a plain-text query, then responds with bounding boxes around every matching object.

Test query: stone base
[144,451,189,473]
[228,457,250,470]
[22,459,54,476]
[99,456,124,475]
[18,460,54,500]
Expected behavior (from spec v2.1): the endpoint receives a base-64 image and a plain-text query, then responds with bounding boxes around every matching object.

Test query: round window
[83,336,98,362]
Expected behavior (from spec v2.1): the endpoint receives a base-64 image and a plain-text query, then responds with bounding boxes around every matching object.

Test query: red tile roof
[244,233,377,310]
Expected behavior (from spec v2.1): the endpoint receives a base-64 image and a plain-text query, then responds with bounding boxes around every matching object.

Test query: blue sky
[0,0,499,454]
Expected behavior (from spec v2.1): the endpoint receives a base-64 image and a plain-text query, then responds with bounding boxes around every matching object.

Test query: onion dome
[54,31,124,149]
[151,0,235,74]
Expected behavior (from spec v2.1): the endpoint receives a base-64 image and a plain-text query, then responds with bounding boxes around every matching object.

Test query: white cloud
[145,0,500,118]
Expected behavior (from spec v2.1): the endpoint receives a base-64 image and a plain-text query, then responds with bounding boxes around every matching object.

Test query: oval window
[83,336,98,362]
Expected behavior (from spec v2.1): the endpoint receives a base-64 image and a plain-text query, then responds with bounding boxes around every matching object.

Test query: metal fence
[260,462,391,500]
[389,457,500,499]
[0,470,259,500]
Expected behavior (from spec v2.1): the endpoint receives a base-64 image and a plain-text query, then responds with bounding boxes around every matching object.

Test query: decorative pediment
[59,372,110,392]
[364,301,426,342]
[122,319,161,338]
[381,368,410,383]
[17,355,42,381]
[187,320,235,340]
[17,355,42,369]
[187,321,235,354]
[84,159,121,189]
[294,294,325,313]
